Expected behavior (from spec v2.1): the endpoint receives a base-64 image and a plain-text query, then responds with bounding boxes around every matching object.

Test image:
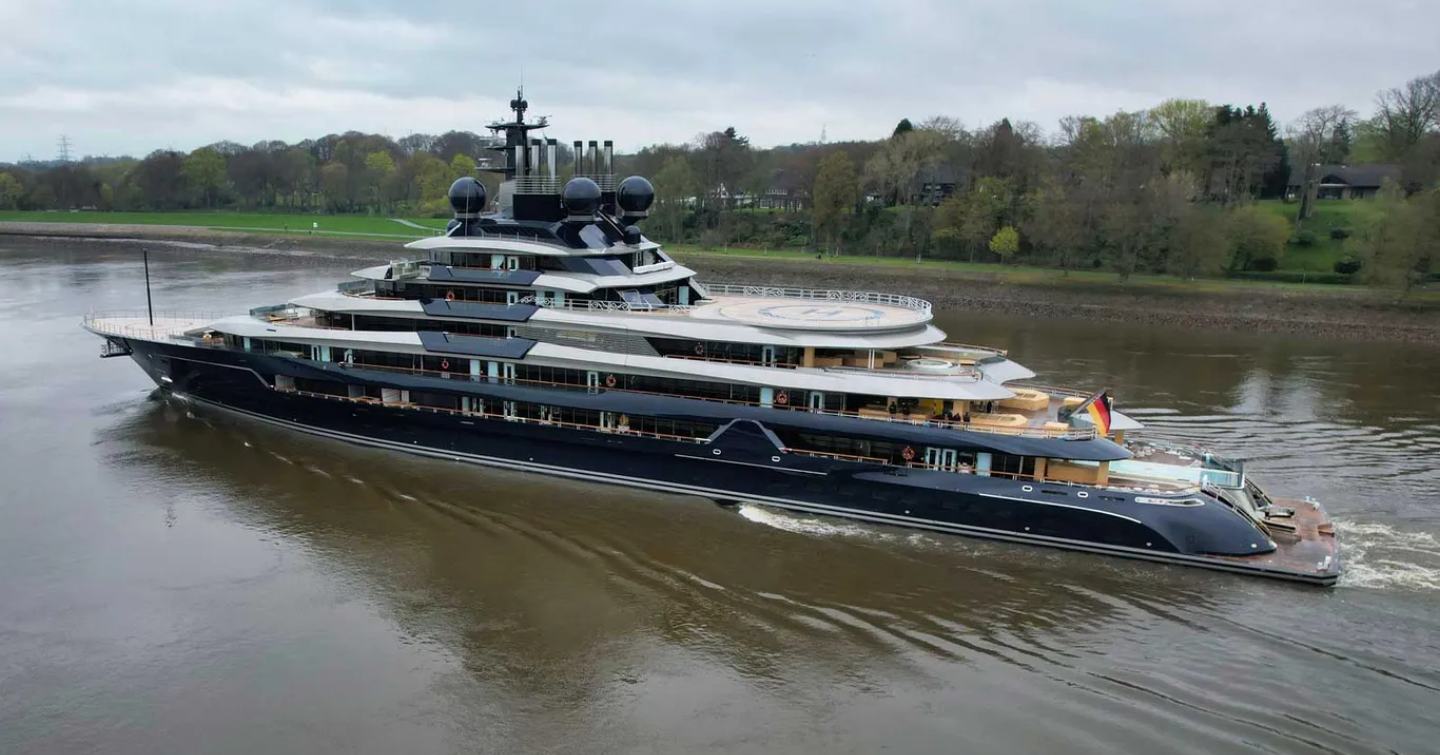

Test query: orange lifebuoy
[902,446,916,462]
[605,374,617,388]
[440,359,450,371]
[445,290,456,302]
[775,390,789,406]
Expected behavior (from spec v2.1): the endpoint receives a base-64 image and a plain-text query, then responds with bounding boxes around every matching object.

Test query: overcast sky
[2,0,1436,161]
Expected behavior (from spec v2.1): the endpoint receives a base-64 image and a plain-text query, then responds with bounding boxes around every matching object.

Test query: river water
[2,238,1438,754]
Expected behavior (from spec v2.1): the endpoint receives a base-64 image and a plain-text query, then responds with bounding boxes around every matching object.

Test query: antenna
[57,135,72,163]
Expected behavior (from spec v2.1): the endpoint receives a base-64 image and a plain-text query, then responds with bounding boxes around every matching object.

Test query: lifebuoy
[775,390,789,406]
[440,359,449,371]
[901,446,916,462]
[445,290,456,302]
[693,343,705,356]
[605,374,617,388]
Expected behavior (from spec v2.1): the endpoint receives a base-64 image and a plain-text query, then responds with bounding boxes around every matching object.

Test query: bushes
[1292,229,1317,246]
[1333,256,1363,274]
[1329,226,1351,240]
[1227,205,1290,272]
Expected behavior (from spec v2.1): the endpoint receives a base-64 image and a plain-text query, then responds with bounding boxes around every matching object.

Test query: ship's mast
[485,87,549,181]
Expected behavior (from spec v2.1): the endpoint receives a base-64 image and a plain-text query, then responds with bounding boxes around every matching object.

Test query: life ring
[605,374,617,388]
[775,390,789,406]
[440,359,449,371]
[445,290,456,302]
[693,343,705,356]
[902,446,916,462]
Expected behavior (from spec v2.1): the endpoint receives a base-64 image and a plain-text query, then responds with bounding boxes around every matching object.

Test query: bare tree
[1288,105,1358,221]
[1373,70,1440,159]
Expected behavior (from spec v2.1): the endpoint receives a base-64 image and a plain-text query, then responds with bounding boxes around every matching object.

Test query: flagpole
[143,248,154,327]
[1063,388,1107,419]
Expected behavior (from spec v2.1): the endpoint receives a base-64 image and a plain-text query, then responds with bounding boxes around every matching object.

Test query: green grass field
[668,243,1440,301]
[1256,198,1382,273]
[4,208,1431,301]
[0,210,450,239]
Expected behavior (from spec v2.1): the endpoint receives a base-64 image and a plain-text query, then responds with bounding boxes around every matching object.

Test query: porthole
[1077,491,1090,499]
[771,456,781,463]
[1022,485,1034,493]
[712,449,722,456]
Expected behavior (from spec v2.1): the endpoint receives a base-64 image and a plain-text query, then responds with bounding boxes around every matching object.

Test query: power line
[57,135,72,163]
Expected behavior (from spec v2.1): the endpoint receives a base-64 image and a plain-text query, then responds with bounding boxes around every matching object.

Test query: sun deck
[82,313,219,342]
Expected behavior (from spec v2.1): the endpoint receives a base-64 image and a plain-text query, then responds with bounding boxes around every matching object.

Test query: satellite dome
[623,225,644,245]
[448,177,487,215]
[562,176,602,220]
[616,175,655,216]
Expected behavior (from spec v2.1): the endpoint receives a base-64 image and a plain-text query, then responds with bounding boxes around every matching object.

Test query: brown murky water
[3,238,1438,754]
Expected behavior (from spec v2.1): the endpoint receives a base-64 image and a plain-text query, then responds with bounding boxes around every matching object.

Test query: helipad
[690,295,931,331]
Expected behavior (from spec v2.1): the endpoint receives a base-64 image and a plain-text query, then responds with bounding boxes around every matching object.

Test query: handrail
[703,283,932,315]
[329,360,1094,439]
[81,311,230,341]
[665,353,799,369]
[518,295,695,314]
[291,389,705,444]
[928,341,1009,358]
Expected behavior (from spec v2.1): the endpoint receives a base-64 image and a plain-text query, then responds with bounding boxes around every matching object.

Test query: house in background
[918,165,963,205]
[1285,164,1401,201]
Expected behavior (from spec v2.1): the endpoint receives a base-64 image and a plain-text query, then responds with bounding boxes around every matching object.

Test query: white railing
[518,295,694,314]
[81,311,228,341]
[703,283,932,314]
[337,280,373,295]
[632,260,676,274]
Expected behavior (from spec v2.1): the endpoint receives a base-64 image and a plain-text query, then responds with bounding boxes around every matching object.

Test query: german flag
[1082,390,1113,436]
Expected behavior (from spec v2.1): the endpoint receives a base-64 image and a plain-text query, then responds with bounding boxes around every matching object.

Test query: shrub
[1248,257,1279,272]
[1292,230,1317,247]
[1329,227,1351,240]
[1333,256,1363,274]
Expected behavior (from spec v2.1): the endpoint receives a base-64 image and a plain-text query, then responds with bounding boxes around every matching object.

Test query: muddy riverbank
[5,223,1437,345]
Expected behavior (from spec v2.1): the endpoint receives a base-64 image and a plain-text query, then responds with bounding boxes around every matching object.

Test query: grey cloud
[3,0,1437,160]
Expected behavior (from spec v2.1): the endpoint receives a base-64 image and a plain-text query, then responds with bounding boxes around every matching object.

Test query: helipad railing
[702,283,932,314]
[81,311,228,341]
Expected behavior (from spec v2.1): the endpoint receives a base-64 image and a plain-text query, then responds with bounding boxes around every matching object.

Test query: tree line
[0,131,509,216]
[2,68,1437,286]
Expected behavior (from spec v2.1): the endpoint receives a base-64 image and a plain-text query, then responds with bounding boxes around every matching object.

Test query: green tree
[181,147,227,208]
[0,172,22,209]
[449,153,474,177]
[1360,182,1438,292]
[811,151,858,253]
[1168,205,1230,278]
[1224,204,1290,271]
[364,150,397,211]
[652,156,698,241]
[319,162,350,212]
[1148,98,1212,175]
[988,225,1020,261]
[1023,178,1087,271]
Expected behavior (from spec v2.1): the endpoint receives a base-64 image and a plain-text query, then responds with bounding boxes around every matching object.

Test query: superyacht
[84,93,1341,585]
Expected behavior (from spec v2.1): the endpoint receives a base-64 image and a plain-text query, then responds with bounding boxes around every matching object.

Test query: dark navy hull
[117,338,1339,585]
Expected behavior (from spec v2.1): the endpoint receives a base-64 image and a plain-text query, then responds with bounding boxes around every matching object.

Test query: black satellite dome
[616,175,655,216]
[562,176,602,219]
[448,177,487,215]
[623,225,643,245]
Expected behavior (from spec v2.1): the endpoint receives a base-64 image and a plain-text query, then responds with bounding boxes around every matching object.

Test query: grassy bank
[1256,198,1381,273]
[669,243,1440,302]
[0,210,449,239]
[2,209,1434,304]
